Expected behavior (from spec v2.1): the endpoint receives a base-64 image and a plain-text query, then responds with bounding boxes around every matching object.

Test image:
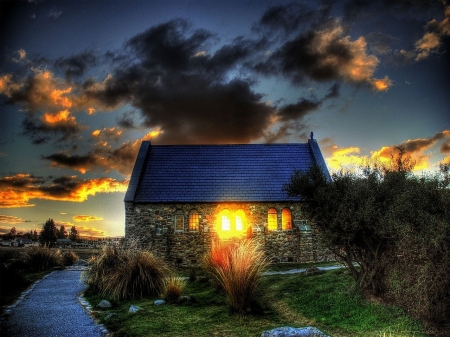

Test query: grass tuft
[22,245,63,271]
[160,276,187,303]
[204,239,269,315]
[83,245,172,301]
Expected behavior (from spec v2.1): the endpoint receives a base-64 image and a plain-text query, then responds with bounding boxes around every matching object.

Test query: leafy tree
[69,226,79,241]
[57,225,67,239]
[284,148,450,326]
[39,219,58,247]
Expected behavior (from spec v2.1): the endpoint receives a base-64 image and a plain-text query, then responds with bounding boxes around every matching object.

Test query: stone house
[125,136,331,266]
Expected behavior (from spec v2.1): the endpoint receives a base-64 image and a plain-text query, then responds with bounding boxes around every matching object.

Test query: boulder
[97,299,112,308]
[129,305,140,313]
[261,326,330,337]
[154,299,166,306]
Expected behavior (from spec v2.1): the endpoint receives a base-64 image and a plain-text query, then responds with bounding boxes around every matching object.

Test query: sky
[0,0,449,238]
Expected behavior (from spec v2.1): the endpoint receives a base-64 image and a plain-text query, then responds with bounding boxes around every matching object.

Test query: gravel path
[0,269,107,337]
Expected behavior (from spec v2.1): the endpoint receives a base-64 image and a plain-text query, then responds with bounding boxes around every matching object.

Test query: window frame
[267,208,278,231]
[174,213,184,232]
[189,210,199,232]
[282,208,292,230]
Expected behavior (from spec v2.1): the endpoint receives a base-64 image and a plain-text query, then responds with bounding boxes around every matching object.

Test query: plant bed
[83,269,427,337]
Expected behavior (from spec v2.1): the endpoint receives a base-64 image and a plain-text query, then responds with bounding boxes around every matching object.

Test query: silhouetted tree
[57,225,67,239]
[69,226,79,242]
[39,219,58,247]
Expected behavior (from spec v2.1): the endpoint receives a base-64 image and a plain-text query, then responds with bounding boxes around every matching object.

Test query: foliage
[39,218,58,247]
[69,225,79,241]
[160,276,186,303]
[22,245,63,271]
[82,245,172,301]
[61,250,79,266]
[57,225,68,239]
[283,147,450,328]
[84,268,427,337]
[204,239,269,315]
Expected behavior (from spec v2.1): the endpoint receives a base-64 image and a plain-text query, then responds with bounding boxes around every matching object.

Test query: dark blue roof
[125,141,330,203]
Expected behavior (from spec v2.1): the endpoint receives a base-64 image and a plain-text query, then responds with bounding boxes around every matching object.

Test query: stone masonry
[125,201,333,266]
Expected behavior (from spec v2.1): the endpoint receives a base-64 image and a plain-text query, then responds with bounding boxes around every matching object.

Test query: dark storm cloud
[54,52,97,80]
[42,152,97,170]
[22,114,83,144]
[277,99,321,122]
[117,111,139,129]
[86,19,276,144]
[257,2,330,34]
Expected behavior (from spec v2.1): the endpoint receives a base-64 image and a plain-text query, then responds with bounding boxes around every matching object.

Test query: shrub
[23,246,63,271]
[83,245,171,301]
[160,276,187,303]
[204,239,268,315]
[61,250,79,266]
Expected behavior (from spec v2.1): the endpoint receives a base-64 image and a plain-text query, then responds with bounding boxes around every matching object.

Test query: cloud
[255,19,392,91]
[323,130,450,172]
[12,49,27,63]
[54,52,97,80]
[48,9,62,19]
[73,215,103,222]
[71,224,106,237]
[42,131,155,176]
[414,6,450,61]
[0,174,128,208]
[0,215,27,224]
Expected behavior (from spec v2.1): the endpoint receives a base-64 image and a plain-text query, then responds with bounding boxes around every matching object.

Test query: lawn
[84,268,426,337]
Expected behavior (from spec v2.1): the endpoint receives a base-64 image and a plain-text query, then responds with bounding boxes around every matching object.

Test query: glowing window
[282,208,292,230]
[189,211,199,231]
[175,214,184,231]
[268,208,278,231]
[222,215,231,231]
[235,216,242,231]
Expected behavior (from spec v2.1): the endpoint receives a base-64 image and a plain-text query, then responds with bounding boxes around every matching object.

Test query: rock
[177,295,191,304]
[97,300,112,308]
[154,299,166,306]
[261,326,330,337]
[129,305,140,313]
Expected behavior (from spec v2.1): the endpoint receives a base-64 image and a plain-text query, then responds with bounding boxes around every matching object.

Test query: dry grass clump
[204,239,269,315]
[160,276,187,303]
[23,246,63,271]
[61,250,79,266]
[83,245,172,301]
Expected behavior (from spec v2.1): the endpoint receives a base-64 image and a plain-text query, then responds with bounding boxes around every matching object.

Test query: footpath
[0,267,107,337]
[0,264,343,337]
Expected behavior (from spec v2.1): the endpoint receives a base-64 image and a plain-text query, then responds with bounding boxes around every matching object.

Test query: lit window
[282,208,292,230]
[235,216,242,231]
[222,215,231,231]
[268,208,278,231]
[175,214,184,231]
[189,211,199,231]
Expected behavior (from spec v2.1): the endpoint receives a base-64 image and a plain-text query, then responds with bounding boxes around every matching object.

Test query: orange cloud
[414,6,450,60]
[73,215,104,222]
[323,130,450,173]
[0,174,129,208]
[311,23,392,91]
[0,215,27,224]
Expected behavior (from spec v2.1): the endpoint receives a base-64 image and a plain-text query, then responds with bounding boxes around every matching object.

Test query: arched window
[235,209,245,231]
[282,208,292,230]
[221,209,231,231]
[268,208,278,231]
[174,209,184,232]
[189,211,199,231]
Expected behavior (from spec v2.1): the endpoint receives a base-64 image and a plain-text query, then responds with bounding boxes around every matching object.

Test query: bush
[22,246,63,271]
[160,276,186,303]
[83,245,172,301]
[204,239,268,315]
[61,250,79,266]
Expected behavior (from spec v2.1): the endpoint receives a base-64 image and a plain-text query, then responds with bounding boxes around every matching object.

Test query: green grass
[84,268,427,337]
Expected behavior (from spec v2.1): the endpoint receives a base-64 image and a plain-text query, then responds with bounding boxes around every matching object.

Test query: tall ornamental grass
[204,239,268,315]
[22,246,63,271]
[83,245,171,301]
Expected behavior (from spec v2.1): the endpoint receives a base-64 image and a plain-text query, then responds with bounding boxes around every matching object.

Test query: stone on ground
[261,326,330,337]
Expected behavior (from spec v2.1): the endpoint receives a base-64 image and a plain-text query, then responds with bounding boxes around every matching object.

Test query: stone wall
[125,201,333,266]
